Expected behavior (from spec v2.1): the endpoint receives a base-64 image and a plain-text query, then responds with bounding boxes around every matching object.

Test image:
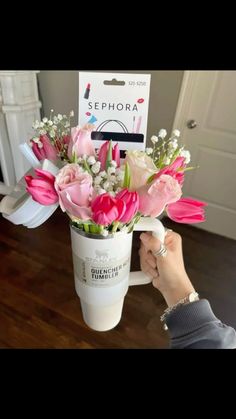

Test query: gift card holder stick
[0,143,59,228]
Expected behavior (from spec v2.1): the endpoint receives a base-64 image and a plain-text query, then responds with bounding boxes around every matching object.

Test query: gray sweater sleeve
[165,299,236,349]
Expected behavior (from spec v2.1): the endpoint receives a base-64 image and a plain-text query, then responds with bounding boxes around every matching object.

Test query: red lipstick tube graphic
[84,83,91,99]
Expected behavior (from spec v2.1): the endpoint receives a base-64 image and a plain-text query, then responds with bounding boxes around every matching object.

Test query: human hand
[139,230,195,307]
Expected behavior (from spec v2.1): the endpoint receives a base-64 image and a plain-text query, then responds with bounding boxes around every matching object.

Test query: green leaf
[123,162,131,189]
[105,140,113,170]
[147,173,156,184]
[183,165,199,172]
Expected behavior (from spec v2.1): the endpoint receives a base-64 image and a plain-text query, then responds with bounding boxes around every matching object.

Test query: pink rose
[167,197,207,223]
[31,135,58,162]
[154,156,186,186]
[98,141,120,170]
[116,189,139,223]
[124,150,157,191]
[55,163,93,220]
[91,193,126,226]
[25,169,59,206]
[67,124,95,159]
[138,174,182,217]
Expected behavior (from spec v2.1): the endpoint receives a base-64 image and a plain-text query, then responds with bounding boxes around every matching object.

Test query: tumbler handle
[129,217,166,286]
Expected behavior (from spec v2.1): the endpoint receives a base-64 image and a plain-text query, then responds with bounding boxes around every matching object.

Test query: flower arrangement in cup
[25,111,206,235]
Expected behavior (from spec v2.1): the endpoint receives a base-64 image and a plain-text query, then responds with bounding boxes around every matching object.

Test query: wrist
[162,281,195,307]
[160,291,200,330]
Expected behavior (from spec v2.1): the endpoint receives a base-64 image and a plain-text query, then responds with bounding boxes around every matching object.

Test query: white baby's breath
[42,117,48,123]
[94,175,103,185]
[57,114,63,121]
[87,156,96,165]
[169,139,178,150]
[103,181,110,190]
[172,129,180,137]
[151,135,158,144]
[146,147,153,155]
[70,110,74,117]
[109,175,117,184]
[116,171,124,182]
[99,171,107,178]
[180,149,191,164]
[33,120,40,129]
[158,129,167,139]
[107,166,116,175]
[111,160,117,167]
[91,162,101,174]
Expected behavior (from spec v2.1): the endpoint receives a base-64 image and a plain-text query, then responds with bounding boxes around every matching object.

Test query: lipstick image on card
[84,83,91,99]
[135,116,142,133]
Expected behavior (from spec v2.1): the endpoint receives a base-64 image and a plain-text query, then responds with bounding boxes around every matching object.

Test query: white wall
[38,70,184,145]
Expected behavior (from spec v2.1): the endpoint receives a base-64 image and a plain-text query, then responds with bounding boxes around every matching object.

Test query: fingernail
[140,233,148,242]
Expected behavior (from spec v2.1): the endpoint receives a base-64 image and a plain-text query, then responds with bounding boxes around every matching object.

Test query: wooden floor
[0,208,236,348]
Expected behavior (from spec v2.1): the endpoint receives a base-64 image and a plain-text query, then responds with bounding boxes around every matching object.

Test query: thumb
[140,233,163,254]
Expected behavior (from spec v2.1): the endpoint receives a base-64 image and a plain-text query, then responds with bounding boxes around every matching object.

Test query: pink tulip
[116,189,139,223]
[138,174,182,217]
[67,125,95,159]
[31,135,58,162]
[98,141,120,170]
[91,193,126,226]
[155,156,186,186]
[166,197,207,223]
[55,163,93,220]
[25,169,59,206]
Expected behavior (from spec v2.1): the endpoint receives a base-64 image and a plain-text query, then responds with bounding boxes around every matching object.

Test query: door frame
[172,71,200,137]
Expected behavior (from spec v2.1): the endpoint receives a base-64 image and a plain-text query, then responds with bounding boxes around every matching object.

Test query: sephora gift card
[79,72,151,151]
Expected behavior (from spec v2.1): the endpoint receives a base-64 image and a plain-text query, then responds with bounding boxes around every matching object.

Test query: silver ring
[152,243,168,258]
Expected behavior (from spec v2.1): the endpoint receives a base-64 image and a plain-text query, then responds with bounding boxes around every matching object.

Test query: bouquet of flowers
[25,110,206,235]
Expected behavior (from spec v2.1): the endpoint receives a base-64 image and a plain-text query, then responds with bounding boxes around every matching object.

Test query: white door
[173,71,236,240]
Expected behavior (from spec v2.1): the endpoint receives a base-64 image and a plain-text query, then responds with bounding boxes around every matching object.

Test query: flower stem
[84,224,90,233]
[111,221,119,233]
[83,159,92,175]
